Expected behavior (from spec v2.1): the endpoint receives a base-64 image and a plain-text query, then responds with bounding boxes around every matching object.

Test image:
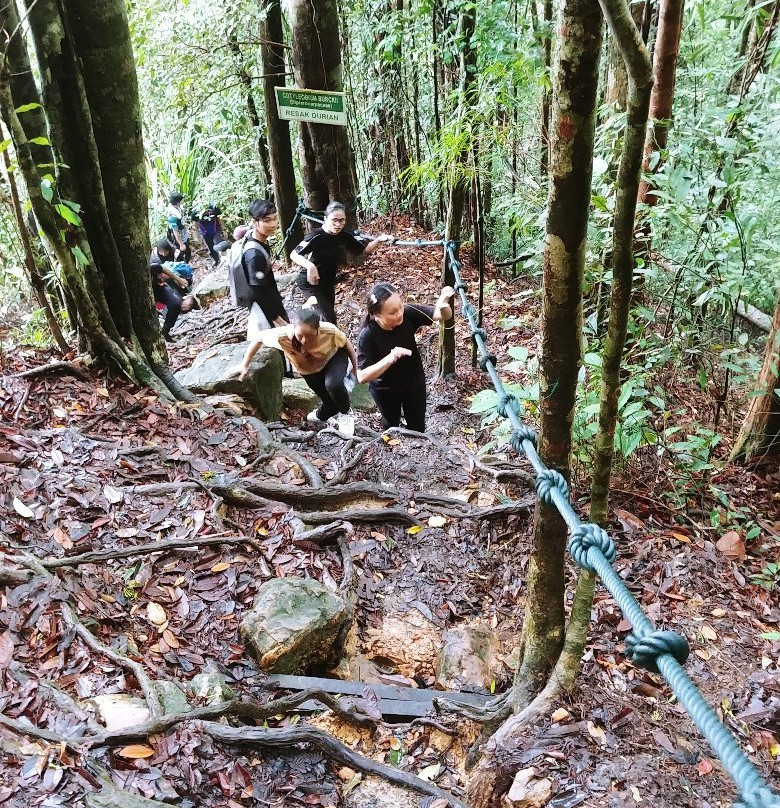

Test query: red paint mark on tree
[559,116,577,140]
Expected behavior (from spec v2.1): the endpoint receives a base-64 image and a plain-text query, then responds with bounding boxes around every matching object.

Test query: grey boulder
[175,342,283,419]
[240,578,350,673]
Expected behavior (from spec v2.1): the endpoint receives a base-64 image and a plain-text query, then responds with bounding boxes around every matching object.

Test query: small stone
[338,767,356,781]
[551,707,570,723]
[188,672,235,705]
[435,622,498,693]
[88,694,150,731]
[505,767,553,808]
[154,680,188,715]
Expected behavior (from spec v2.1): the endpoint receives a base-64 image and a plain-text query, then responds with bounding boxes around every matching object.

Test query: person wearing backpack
[195,202,223,266]
[232,199,290,373]
[166,191,191,262]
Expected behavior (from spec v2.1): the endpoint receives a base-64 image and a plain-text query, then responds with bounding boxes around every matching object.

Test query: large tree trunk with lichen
[731,297,780,462]
[439,2,476,378]
[2,0,189,398]
[261,0,302,260]
[289,0,357,227]
[467,1,603,804]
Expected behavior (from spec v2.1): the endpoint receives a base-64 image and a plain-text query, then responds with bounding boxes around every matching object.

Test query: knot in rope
[733,787,780,808]
[446,240,458,253]
[535,469,569,505]
[472,327,487,341]
[625,629,690,673]
[510,426,537,452]
[568,523,616,570]
[497,393,518,418]
[454,281,468,293]
[479,353,497,371]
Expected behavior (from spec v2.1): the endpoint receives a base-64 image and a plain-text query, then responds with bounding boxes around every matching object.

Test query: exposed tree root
[201,723,474,808]
[298,506,421,526]
[2,533,263,579]
[239,415,323,488]
[11,361,91,381]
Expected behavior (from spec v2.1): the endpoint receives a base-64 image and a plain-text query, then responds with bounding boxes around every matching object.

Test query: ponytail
[361,282,398,328]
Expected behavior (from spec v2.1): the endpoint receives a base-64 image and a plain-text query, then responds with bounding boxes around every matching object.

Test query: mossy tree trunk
[467,3,603,803]
[731,297,780,462]
[289,0,358,227]
[590,1,653,526]
[261,0,302,260]
[439,2,476,379]
[1,0,189,398]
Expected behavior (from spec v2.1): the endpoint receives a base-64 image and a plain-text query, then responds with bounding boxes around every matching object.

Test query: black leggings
[370,382,427,433]
[297,280,337,325]
[153,282,182,335]
[303,348,350,419]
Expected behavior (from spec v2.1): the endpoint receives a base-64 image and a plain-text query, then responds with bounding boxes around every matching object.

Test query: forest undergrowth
[0,221,778,808]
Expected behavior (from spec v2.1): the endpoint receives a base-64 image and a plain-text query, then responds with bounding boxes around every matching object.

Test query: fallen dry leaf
[146,602,167,626]
[700,624,718,641]
[12,497,35,519]
[716,530,745,560]
[116,744,155,759]
[427,515,447,528]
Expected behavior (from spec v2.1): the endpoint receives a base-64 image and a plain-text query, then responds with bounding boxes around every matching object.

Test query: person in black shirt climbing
[236,199,290,373]
[356,281,454,433]
[290,201,393,324]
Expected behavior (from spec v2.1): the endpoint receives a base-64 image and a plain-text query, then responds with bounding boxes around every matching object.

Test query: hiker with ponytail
[356,282,454,433]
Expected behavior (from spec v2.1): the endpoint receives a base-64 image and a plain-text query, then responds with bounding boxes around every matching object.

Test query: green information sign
[275,87,348,126]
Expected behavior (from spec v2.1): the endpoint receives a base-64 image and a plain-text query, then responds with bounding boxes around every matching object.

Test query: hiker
[149,238,193,291]
[166,191,191,262]
[196,202,223,266]
[234,199,290,372]
[236,308,358,436]
[356,282,454,433]
[150,264,199,341]
[290,201,393,325]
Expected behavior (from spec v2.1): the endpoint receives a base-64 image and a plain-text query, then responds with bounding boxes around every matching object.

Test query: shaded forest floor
[0,219,778,808]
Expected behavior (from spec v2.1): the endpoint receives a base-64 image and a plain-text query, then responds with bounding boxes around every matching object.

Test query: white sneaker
[307,409,324,423]
[335,410,355,436]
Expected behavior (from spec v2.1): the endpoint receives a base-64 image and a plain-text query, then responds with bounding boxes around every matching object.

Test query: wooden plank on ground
[263,673,492,715]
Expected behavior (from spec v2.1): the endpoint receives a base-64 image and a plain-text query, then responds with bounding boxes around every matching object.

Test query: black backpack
[227,236,268,309]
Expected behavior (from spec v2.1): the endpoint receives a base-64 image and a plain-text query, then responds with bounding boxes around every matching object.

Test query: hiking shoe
[335,410,355,437]
[306,409,325,423]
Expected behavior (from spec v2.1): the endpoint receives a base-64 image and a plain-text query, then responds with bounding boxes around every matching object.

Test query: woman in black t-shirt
[291,201,393,324]
[356,282,454,433]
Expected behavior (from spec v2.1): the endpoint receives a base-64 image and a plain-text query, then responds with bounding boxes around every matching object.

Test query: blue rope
[440,240,780,808]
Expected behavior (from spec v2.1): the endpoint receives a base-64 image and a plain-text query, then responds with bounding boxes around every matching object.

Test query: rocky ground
[0,220,778,808]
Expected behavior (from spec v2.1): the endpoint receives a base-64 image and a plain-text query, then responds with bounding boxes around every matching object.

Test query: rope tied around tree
[440,240,780,808]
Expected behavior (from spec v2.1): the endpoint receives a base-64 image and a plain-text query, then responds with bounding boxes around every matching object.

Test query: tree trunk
[0,1,53,172]
[605,2,646,109]
[636,0,684,206]
[591,0,653,526]
[289,0,358,226]
[540,0,553,175]
[0,145,70,354]
[439,2,477,379]
[227,35,272,194]
[2,0,190,398]
[731,297,780,462]
[261,0,302,260]
[65,0,165,361]
[467,4,603,804]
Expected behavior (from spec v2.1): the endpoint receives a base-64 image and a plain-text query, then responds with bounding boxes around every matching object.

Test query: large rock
[88,693,149,731]
[283,377,376,414]
[435,622,498,693]
[193,269,229,306]
[175,342,283,419]
[240,578,350,673]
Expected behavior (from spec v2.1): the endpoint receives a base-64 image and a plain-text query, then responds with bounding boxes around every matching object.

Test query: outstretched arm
[362,233,394,255]
[344,339,359,377]
[432,285,455,322]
